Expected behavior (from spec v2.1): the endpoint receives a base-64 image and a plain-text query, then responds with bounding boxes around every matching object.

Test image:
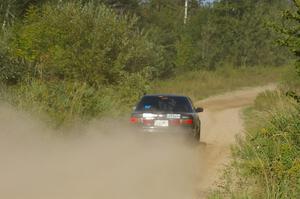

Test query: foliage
[208,1,300,197]
[181,0,291,69]
[275,0,300,74]
[153,66,286,101]
[2,76,150,126]
[0,27,28,84]
[9,2,164,86]
[0,0,49,29]
[0,0,294,126]
[3,81,115,126]
[0,1,159,126]
[209,89,300,199]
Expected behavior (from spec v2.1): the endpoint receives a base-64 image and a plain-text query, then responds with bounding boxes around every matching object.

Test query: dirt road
[0,85,275,199]
[195,84,275,197]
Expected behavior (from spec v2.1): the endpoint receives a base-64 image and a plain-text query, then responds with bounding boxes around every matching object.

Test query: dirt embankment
[0,84,275,199]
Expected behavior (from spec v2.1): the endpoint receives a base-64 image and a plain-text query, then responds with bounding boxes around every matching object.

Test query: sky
[204,0,215,2]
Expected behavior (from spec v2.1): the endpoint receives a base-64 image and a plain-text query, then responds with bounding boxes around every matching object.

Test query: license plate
[167,114,181,119]
[154,120,169,127]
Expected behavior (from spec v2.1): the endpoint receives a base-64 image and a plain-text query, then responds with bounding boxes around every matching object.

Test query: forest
[0,0,293,125]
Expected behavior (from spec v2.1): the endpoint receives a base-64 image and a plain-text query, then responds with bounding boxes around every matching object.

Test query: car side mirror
[195,107,204,113]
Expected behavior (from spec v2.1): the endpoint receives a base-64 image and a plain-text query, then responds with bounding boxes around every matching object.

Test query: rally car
[130,94,203,140]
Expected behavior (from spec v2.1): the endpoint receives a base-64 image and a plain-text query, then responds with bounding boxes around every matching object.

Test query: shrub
[9,2,165,86]
[238,95,300,198]
[0,1,162,126]
[210,91,300,199]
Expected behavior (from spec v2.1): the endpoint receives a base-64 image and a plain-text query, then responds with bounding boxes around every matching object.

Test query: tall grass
[0,72,149,127]
[0,66,288,127]
[152,66,287,101]
[209,89,300,199]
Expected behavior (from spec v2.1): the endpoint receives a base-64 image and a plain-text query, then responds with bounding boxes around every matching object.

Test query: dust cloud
[0,85,275,199]
[0,104,200,199]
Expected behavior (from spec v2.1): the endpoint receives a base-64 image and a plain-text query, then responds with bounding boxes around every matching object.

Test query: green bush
[210,91,300,199]
[2,74,150,126]
[0,1,161,126]
[0,29,26,84]
[239,96,300,198]
[9,2,165,86]
[3,81,112,126]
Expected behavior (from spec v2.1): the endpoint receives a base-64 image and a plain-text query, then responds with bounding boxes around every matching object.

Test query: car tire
[195,126,200,142]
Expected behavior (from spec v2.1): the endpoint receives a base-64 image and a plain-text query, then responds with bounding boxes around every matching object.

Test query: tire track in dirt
[195,84,276,198]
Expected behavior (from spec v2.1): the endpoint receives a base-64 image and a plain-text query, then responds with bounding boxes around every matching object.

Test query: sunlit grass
[153,66,288,101]
[208,87,300,199]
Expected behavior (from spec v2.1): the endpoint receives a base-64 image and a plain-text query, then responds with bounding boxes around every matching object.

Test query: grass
[210,100,299,199]
[152,66,288,101]
[280,65,300,92]
[0,65,289,127]
[208,70,300,198]
[0,79,148,127]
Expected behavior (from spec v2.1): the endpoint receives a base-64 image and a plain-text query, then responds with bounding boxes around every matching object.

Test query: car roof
[143,94,188,98]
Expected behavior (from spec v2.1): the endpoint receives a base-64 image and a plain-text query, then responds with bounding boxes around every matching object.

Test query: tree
[9,2,166,86]
[180,0,290,69]
[276,0,300,73]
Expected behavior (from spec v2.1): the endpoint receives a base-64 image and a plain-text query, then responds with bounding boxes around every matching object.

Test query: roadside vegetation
[0,0,292,127]
[153,66,286,101]
[209,1,300,198]
[209,76,300,199]
[209,80,300,199]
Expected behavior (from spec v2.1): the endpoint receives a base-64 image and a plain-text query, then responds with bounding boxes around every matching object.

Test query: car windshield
[136,96,193,113]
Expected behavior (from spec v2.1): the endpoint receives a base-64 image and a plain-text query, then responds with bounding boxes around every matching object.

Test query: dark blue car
[130,94,203,141]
